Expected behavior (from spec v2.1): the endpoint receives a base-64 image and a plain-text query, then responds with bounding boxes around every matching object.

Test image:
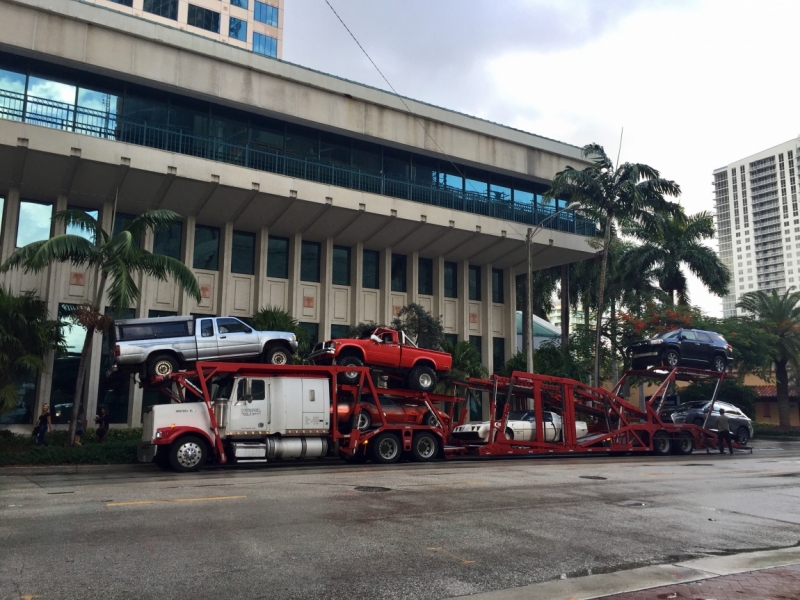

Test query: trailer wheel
[168,435,207,472]
[408,365,437,392]
[371,432,401,464]
[148,353,179,379]
[355,411,372,431]
[652,432,671,456]
[337,356,364,385]
[422,411,441,428]
[674,432,694,455]
[505,428,514,440]
[411,432,439,462]
[736,426,750,446]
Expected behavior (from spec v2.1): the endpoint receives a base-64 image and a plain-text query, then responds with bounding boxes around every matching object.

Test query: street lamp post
[526,202,582,374]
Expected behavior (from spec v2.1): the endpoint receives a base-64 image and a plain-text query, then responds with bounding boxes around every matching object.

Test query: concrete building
[0,0,596,430]
[714,137,800,317]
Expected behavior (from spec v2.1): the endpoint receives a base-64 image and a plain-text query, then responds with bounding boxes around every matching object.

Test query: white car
[451,410,588,442]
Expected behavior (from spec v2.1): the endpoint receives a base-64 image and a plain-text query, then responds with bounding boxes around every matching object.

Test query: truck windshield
[211,377,235,400]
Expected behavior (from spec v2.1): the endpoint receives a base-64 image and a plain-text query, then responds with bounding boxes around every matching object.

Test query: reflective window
[300,322,319,346]
[320,132,351,166]
[418,257,433,295]
[143,0,178,20]
[229,17,247,42]
[332,245,351,286]
[153,222,182,260]
[230,0,247,8]
[267,236,289,279]
[412,156,437,186]
[253,32,278,58]
[352,140,382,172]
[492,268,504,304]
[300,241,321,282]
[251,379,266,400]
[490,183,511,202]
[469,335,482,363]
[254,1,278,26]
[217,317,252,334]
[0,370,36,425]
[200,319,214,337]
[187,5,220,33]
[444,261,458,298]
[0,68,26,122]
[514,189,535,204]
[438,171,463,191]
[391,254,407,293]
[250,116,284,149]
[26,75,76,130]
[330,324,350,339]
[469,265,481,301]
[493,337,505,373]
[76,87,119,136]
[444,333,458,347]
[465,176,488,198]
[0,67,25,93]
[113,213,136,237]
[363,249,379,289]
[231,231,255,275]
[286,124,318,158]
[193,225,220,271]
[66,207,98,243]
[384,150,409,180]
[17,201,52,247]
[148,310,177,318]
[109,0,133,7]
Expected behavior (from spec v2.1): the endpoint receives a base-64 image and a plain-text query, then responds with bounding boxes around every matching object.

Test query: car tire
[371,432,401,464]
[653,431,671,456]
[505,428,514,441]
[148,353,179,379]
[422,411,441,428]
[693,418,706,428]
[354,410,372,431]
[674,432,694,455]
[337,355,364,385]
[712,355,727,373]
[168,435,207,472]
[409,365,437,392]
[662,349,681,368]
[411,432,439,462]
[736,426,750,446]
[265,346,291,366]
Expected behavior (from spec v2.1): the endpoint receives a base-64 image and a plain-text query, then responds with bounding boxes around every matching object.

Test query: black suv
[629,329,733,372]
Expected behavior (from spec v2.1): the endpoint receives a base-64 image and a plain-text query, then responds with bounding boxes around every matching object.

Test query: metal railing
[0,89,597,236]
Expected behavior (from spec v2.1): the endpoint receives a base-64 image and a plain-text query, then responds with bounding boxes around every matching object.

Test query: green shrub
[753,422,800,438]
[0,428,141,466]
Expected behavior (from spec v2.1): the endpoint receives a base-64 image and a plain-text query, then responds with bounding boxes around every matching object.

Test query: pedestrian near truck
[716,407,734,454]
[35,404,51,446]
[75,406,87,446]
[95,406,110,442]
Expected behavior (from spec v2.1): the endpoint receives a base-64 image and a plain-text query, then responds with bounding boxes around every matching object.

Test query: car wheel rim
[356,413,370,430]
[378,438,398,460]
[416,438,435,459]
[271,352,288,365]
[667,354,678,366]
[418,373,433,388]
[655,437,669,452]
[738,430,749,444]
[714,358,725,371]
[177,442,202,468]
[155,361,173,376]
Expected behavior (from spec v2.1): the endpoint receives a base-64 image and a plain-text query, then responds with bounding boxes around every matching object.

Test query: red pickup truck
[308,327,452,392]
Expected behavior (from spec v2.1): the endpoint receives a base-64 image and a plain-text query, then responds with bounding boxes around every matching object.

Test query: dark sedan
[629,328,733,372]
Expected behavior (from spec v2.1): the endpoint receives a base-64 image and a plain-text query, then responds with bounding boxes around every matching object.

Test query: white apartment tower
[714,137,800,317]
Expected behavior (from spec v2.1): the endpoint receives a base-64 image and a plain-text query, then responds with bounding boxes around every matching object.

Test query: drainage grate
[354,486,391,493]
[617,500,647,507]
[579,475,607,480]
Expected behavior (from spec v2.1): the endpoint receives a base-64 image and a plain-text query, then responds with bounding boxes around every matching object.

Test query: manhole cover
[579,475,607,480]
[617,500,647,507]
[354,486,391,493]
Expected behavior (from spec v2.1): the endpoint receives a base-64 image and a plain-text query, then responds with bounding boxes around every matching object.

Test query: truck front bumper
[307,348,335,362]
[137,443,158,463]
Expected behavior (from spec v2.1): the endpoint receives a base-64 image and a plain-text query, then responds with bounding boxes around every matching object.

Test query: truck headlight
[291,333,296,341]
[155,431,162,439]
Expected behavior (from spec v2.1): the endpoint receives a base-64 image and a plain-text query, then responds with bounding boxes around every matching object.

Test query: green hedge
[753,422,800,438]
[0,428,141,466]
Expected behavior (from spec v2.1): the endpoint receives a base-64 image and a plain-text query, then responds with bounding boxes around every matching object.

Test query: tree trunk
[561,264,569,349]
[775,358,792,427]
[610,297,618,385]
[593,217,613,388]
[584,295,590,333]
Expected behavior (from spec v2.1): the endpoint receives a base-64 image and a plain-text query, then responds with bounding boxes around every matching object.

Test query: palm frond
[133,252,201,302]
[124,209,184,239]
[53,209,109,245]
[0,235,101,274]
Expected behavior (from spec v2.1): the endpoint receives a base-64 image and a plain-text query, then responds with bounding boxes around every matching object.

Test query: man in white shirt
[716,408,734,455]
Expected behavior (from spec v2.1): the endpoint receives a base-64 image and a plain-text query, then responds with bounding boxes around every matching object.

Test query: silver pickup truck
[109,315,298,379]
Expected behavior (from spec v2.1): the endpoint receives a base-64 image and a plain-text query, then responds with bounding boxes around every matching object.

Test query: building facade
[0,0,596,430]
[714,137,800,317]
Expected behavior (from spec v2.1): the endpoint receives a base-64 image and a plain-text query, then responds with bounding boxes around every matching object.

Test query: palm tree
[251,305,309,360]
[737,288,800,427]
[625,209,730,305]
[0,287,64,415]
[545,143,681,386]
[1,208,200,444]
[436,340,488,393]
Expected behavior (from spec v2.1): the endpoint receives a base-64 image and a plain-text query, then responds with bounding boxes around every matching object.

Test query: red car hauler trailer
[139,362,747,472]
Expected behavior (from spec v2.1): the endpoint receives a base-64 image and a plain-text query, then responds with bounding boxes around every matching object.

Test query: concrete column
[481,263,493,373]
[218,222,234,314]
[178,215,196,315]
[409,251,419,305]
[504,267,516,356]
[137,227,155,318]
[0,188,20,276]
[319,237,333,340]
[457,260,469,345]
[287,233,301,318]
[433,256,444,330]
[351,242,363,325]
[379,247,391,325]
[254,226,268,311]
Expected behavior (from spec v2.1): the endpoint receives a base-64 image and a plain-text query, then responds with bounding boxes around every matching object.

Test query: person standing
[95,406,110,442]
[716,407,734,455]
[74,407,87,446]
[35,404,51,446]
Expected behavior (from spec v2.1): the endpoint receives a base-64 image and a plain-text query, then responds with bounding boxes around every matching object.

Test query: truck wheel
[355,411,372,431]
[409,366,437,392]
[422,411,441,428]
[265,346,291,365]
[168,435,207,472]
[337,356,364,385]
[153,450,171,471]
[652,431,671,456]
[371,432,401,464]
[674,432,694,455]
[412,432,438,462]
[149,354,179,379]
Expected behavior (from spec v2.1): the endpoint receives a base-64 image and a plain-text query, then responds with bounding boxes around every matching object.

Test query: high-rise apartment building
[714,137,800,317]
[83,0,283,58]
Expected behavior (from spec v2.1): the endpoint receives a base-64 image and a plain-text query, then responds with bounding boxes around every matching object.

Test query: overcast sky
[284,0,800,316]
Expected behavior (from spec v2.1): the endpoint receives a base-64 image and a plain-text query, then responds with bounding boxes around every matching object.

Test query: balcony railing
[0,89,597,236]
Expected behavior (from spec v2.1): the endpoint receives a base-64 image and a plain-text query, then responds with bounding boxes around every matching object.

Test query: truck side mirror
[244,379,252,402]
[370,334,382,343]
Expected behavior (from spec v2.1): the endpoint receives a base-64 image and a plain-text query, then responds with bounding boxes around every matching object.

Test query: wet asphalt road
[2,441,800,600]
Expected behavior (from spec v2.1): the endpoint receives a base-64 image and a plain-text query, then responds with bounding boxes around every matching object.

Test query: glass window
[217,317,252,334]
[332,245,351,286]
[513,189,535,205]
[493,338,505,373]
[97,307,135,425]
[412,156,437,186]
[418,257,433,295]
[267,236,289,279]
[0,67,26,94]
[352,140,382,172]
[231,231,255,275]
[300,322,319,346]
[681,331,697,341]
[363,249,380,289]
[209,108,248,145]
[320,132,351,166]
[383,149,409,180]
[300,241,321,283]
[444,333,458,347]
[229,17,247,42]
[0,370,36,425]
[193,225,220,271]
[200,319,214,337]
[25,75,76,131]
[230,0,247,8]
[250,116,284,150]
[253,32,278,58]
[148,310,177,318]
[254,1,279,26]
[492,269,504,303]
[76,87,119,136]
[330,324,350,339]
[187,5,220,33]
[469,335,482,363]
[469,265,481,301]
[490,182,511,202]
[113,212,136,236]
[464,175,488,198]
[143,0,178,20]
[285,124,318,158]
[251,379,266,401]
[391,254,407,293]
[153,222,182,260]
[65,207,98,243]
[17,201,52,247]
[109,0,133,6]
[438,170,463,191]
[444,261,458,298]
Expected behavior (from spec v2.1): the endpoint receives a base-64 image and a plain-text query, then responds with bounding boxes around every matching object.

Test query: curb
[0,463,150,476]
[450,545,800,600]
